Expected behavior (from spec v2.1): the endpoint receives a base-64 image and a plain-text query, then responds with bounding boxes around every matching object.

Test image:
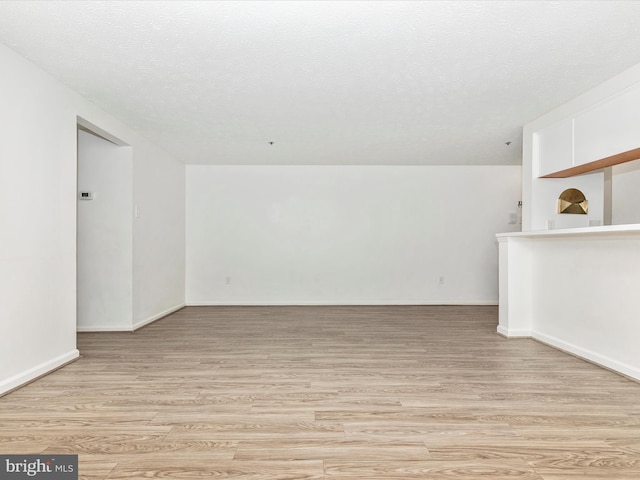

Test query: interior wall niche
[558,188,588,214]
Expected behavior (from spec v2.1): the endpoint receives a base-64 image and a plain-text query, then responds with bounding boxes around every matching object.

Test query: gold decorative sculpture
[558,188,588,214]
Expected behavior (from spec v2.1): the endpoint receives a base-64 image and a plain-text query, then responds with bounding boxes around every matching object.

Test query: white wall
[612,160,640,225]
[0,44,79,394]
[529,173,605,230]
[186,165,521,305]
[532,232,640,380]
[77,129,133,331]
[0,43,185,394]
[131,134,186,330]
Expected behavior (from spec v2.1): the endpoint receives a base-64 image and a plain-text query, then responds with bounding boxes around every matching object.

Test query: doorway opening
[76,118,133,331]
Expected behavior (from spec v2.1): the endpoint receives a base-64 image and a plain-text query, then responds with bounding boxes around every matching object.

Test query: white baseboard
[77,324,133,332]
[497,325,531,338]
[133,303,185,331]
[532,330,640,382]
[186,300,498,306]
[76,304,186,333]
[0,349,80,396]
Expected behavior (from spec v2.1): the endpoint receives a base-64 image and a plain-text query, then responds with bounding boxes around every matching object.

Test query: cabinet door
[574,84,640,166]
[535,117,573,177]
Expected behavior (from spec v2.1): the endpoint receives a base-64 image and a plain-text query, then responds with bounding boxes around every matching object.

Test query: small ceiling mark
[505,141,512,146]
[269,141,274,145]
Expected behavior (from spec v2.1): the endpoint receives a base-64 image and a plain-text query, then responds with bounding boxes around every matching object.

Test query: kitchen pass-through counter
[497,224,640,381]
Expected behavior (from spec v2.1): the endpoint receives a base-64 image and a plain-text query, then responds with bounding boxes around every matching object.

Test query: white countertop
[497,223,640,239]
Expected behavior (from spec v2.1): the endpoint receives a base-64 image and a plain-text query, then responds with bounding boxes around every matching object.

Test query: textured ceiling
[2,1,640,166]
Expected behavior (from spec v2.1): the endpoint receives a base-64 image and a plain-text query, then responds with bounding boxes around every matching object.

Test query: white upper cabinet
[574,84,640,166]
[535,117,573,177]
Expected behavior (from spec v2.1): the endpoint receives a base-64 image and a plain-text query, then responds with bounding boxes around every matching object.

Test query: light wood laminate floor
[1,305,640,479]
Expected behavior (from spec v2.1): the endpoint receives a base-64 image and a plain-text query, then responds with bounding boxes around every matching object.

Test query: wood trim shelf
[540,146,640,178]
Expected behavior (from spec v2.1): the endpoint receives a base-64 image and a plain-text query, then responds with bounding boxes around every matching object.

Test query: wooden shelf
[540,147,640,178]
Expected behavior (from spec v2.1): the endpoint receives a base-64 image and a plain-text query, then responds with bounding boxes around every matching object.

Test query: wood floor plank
[1,305,639,479]
[166,421,345,441]
[324,459,544,479]
[233,439,431,461]
[105,459,324,479]
[38,438,238,458]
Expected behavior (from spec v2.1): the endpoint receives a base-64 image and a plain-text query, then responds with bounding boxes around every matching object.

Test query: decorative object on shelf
[558,188,588,214]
